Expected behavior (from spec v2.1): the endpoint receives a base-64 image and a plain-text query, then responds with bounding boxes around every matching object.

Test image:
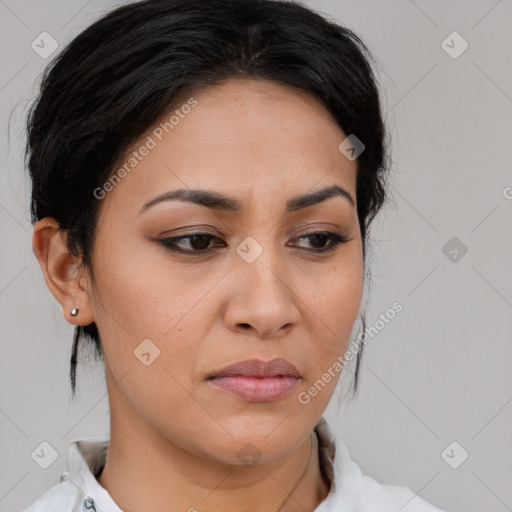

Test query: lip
[209,358,301,379]
[207,358,301,402]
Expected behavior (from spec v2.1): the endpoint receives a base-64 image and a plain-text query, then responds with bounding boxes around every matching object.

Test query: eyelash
[158,231,349,255]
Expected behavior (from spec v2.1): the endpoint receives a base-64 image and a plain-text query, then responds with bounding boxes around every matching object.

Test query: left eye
[159,231,348,254]
[295,231,349,252]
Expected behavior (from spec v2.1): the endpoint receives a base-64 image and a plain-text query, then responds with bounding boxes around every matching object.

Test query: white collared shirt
[20,417,449,512]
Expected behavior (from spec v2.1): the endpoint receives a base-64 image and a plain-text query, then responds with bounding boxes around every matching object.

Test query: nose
[223,241,301,338]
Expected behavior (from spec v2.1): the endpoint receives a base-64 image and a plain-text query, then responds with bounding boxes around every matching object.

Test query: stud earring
[70,307,79,316]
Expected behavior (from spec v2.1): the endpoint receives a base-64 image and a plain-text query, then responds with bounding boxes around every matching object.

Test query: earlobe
[32,217,95,326]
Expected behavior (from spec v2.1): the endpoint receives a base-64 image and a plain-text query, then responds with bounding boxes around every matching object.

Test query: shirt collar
[314,416,362,511]
[66,416,360,511]
[67,437,121,511]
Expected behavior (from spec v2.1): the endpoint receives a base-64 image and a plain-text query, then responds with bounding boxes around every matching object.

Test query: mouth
[207,358,302,403]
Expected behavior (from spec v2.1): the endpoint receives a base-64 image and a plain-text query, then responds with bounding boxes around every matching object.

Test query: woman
[22,0,449,510]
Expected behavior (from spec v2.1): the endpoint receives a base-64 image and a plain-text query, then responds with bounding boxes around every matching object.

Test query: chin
[202,424,306,466]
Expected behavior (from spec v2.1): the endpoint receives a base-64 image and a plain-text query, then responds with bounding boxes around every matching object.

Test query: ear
[32,217,95,326]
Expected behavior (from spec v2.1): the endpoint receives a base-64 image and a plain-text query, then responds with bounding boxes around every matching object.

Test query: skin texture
[32,78,363,512]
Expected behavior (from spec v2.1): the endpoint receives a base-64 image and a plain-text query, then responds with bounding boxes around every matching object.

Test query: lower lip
[209,376,300,402]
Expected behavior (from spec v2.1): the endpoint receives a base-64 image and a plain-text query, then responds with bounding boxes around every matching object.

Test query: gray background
[1,1,511,511]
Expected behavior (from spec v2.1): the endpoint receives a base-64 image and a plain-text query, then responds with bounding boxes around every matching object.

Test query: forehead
[102,78,358,216]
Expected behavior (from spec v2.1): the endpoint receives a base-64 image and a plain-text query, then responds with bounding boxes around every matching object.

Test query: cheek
[90,230,179,334]
[305,255,363,332]
[300,255,363,381]
[89,238,213,386]
[90,257,207,426]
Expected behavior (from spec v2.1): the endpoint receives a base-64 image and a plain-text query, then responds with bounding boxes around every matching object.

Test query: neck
[275,429,329,512]
[98,395,329,512]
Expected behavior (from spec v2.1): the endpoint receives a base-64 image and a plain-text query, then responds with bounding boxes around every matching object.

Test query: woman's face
[85,78,363,463]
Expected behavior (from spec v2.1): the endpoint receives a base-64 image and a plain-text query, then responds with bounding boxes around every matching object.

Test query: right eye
[158,233,226,254]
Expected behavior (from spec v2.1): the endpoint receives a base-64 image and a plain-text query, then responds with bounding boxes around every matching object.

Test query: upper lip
[209,358,301,379]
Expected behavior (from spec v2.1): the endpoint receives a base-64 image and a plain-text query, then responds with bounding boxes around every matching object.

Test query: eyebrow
[138,184,354,214]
